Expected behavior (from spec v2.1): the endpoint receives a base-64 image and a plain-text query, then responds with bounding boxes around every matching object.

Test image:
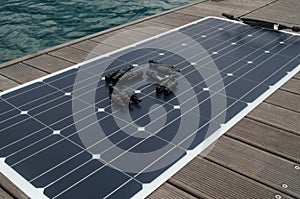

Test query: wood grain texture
[147,183,198,199]
[0,173,29,199]
[245,0,300,25]
[150,15,195,27]
[172,157,292,199]
[162,12,201,22]
[125,21,174,36]
[0,187,13,199]
[23,54,74,73]
[293,72,300,80]
[248,102,300,135]
[71,40,117,55]
[266,89,300,113]
[281,78,300,95]
[0,75,19,92]
[227,118,300,163]
[49,47,97,63]
[0,63,47,84]
[205,136,300,197]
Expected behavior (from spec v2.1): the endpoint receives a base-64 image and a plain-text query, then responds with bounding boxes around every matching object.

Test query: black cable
[222,13,300,32]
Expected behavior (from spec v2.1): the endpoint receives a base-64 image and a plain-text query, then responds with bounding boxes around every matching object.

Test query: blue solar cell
[54,165,130,199]
[0,128,53,158]
[1,82,44,99]
[44,160,104,198]
[106,180,142,199]
[0,114,28,133]
[12,139,82,181]
[4,83,58,107]
[32,151,92,188]
[0,118,45,151]
[134,147,186,183]
[0,102,20,122]
[6,135,61,166]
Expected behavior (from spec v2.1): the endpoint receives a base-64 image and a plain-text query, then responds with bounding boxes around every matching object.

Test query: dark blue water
[0,0,199,64]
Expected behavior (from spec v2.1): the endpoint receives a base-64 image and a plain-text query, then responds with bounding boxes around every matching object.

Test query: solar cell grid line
[0,36,298,199]
[0,17,298,199]
[0,27,296,171]
[8,53,290,197]
[3,39,294,183]
[0,24,296,177]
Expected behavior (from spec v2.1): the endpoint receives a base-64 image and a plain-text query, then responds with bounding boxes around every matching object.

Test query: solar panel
[0,17,299,199]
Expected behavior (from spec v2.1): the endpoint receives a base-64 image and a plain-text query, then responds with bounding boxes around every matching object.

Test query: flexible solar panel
[0,17,299,199]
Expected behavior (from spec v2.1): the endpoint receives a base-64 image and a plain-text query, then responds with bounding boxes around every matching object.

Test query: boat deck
[0,0,299,198]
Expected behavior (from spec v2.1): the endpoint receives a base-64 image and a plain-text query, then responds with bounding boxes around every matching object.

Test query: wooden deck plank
[172,157,292,199]
[193,1,252,16]
[175,0,252,18]
[0,187,13,199]
[245,1,300,25]
[0,75,19,92]
[0,173,28,199]
[161,12,201,22]
[125,21,175,35]
[147,183,197,199]
[175,6,207,17]
[150,15,196,27]
[248,102,300,135]
[71,40,117,55]
[23,54,74,73]
[0,63,47,84]
[293,72,300,80]
[49,47,97,64]
[266,89,300,113]
[91,32,137,48]
[205,136,300,198]
[223,0,276,7]
[281,78,300,95]
[227,118,300,163]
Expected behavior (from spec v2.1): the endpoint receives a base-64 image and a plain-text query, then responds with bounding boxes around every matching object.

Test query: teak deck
[0,0,299,198]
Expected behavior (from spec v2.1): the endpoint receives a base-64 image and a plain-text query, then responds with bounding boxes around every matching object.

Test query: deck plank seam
[201,156,298,198]
[0,73,25,85]
[279,87,300,96]
[224,133,300,164]
[167,178,212,199]
[238,0,280,18]
[245,114,300,137]
[264,101,300,114]
[45,53,77,64]
[19,61,51,75]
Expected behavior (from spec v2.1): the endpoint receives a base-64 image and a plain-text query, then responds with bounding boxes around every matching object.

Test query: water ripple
[0,0,198,63]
